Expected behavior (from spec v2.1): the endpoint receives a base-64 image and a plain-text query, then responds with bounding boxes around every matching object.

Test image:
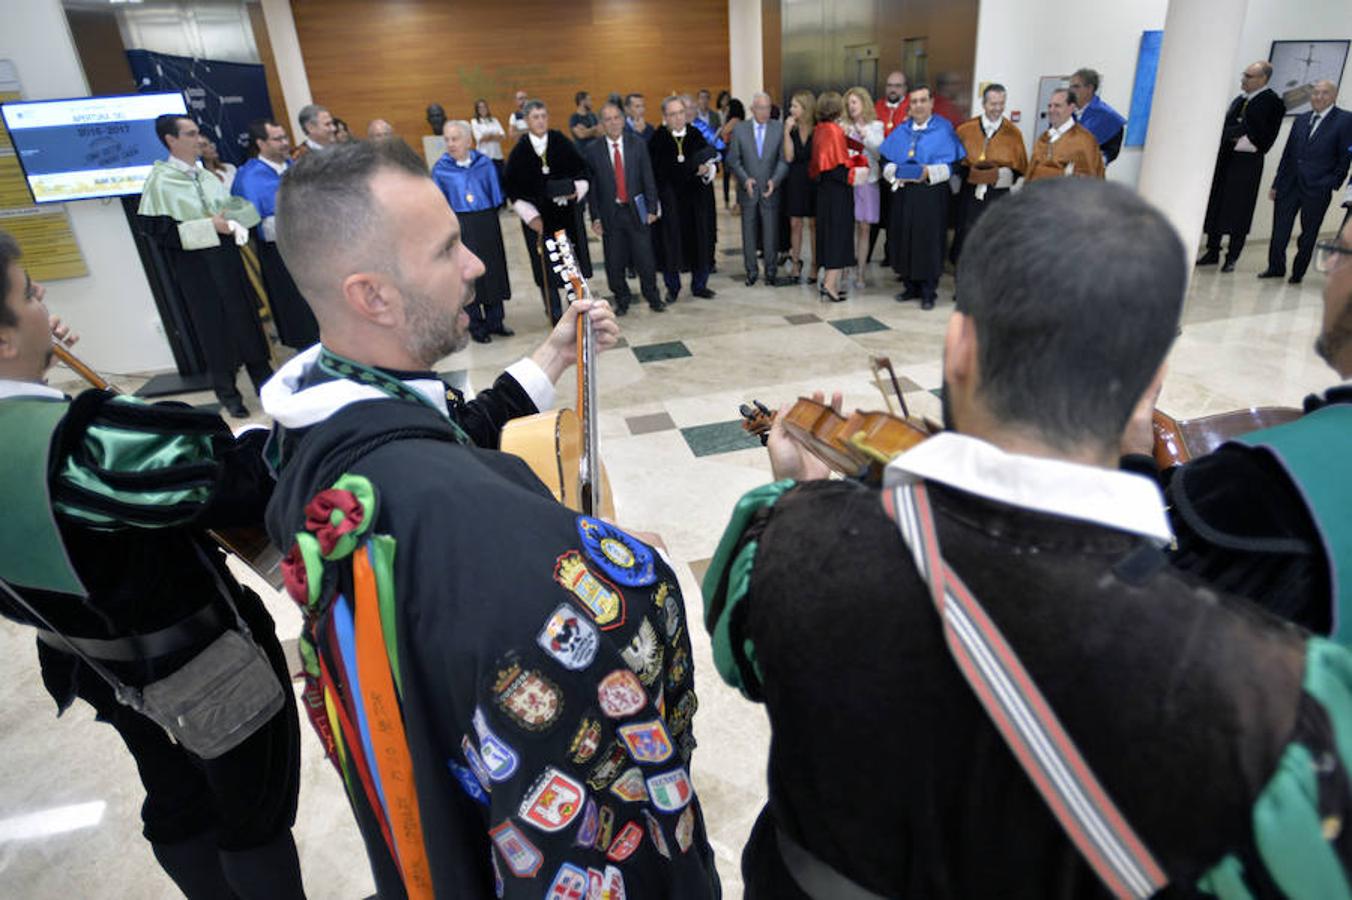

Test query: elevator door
[845,43,879,97]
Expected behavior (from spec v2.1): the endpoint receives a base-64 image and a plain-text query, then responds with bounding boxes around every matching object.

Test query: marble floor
[0,204,1339,898]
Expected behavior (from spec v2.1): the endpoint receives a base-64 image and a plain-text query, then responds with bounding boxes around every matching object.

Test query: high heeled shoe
[819,287,847,303]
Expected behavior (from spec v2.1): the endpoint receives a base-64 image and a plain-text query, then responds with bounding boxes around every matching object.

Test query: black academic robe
[255,236,319,349]
[649,127,716,274]
[1204,88,1285,237]
[267,396,721,899]
[503,130,593,289]
[136,215,270,372]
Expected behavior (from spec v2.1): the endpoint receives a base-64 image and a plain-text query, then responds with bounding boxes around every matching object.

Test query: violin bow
[870,355,910,420]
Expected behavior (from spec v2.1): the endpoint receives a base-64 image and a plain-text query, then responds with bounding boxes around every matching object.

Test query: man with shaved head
[365,118,395,140]
[264,139,721,898]
[1262,80,1352,284]
[1199,61,1285,272]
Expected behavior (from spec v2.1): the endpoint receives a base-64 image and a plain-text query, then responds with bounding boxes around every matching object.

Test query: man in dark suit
[1198,61,1286,271]
[727,92,789,286]
[585,102,663,313]
[1262,80,1352,284]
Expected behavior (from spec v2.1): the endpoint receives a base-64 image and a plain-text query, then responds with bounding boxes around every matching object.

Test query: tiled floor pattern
[3,202,1340,899]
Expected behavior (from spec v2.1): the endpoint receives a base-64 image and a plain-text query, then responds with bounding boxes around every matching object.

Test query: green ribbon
[316,347,470,445]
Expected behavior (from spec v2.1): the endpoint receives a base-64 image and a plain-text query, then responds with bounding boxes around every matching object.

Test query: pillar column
[1137,0,1248,258]
[259,0,312,145]
[728,0,765,103]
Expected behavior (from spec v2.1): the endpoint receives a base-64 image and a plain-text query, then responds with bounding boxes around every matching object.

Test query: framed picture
[1268,40,1349,115]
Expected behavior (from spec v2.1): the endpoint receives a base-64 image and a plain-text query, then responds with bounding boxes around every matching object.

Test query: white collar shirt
[528,132,549,155]
[0,379,65,401]
[1046,118,1075,143]
[884,431,1173,545]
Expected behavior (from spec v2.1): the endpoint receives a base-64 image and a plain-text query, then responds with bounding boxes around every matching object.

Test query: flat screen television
[1,92,189,204]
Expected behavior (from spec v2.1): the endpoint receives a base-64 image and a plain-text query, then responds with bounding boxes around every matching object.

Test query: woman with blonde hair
[843,86,884,289]
[781,90,817,283]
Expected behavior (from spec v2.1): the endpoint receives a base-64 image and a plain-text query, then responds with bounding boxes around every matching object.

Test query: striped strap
[353,544,434,900]
[884,482,1168,899]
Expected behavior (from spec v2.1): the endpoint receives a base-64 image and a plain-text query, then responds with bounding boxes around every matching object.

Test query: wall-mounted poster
[1269,40,1349,115]
[1126,30,1164,147]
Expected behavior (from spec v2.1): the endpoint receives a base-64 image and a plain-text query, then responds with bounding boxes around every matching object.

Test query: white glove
[553,195,570,206]
[573,179,589,202]
[995,167,1015,189]
[1234,135,1258,153]
[924,163,951,185]
[227,220,250,246]
[260,215,277,243]
[512,200,541,223]
[948,173,962,195]
[974,184,988,202]
[883,162,898,184]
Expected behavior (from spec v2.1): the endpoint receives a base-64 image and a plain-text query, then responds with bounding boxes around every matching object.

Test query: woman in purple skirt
[844,87,884,290]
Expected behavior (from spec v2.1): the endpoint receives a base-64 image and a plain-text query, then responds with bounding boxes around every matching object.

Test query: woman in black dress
[717,93,745,209]
[781,91,817,282]
[810,91,857,302]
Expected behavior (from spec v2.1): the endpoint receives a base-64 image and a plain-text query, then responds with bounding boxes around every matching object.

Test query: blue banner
[126,50,272,165]
[1126,31,1164,148]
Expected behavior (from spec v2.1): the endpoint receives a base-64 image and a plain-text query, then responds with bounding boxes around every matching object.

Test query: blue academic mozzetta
[1,92,188,204]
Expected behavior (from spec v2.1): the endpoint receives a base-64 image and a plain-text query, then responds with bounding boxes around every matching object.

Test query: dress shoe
[648,301,667,312]
[472,332,492,344]
[1288,274,1303,285]
[492,325,515,337]
[693,287,716,299]
[665,290,679,305]
[764,274,781,287]
[745,274,758,287]
[615,304,629,316]
[921,298,936,310]
[1195,250,1220,266]
[225,401,249,419]
[1256,269,1285,279]
[1220,260,1236,273]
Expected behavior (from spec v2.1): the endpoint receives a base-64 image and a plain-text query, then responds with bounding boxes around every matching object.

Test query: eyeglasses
[1315,241,1352,273]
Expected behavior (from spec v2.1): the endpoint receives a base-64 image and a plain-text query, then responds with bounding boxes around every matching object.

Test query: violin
[1151,406,1302,468]
[740,398,934,482]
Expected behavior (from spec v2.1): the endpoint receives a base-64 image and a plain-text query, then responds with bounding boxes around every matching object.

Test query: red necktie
[613,142,628,203]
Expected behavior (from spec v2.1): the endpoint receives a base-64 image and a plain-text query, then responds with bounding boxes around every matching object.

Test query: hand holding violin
[769,391,840,481]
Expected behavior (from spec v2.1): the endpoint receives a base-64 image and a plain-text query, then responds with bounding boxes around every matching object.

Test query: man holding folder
[586,102,664,313]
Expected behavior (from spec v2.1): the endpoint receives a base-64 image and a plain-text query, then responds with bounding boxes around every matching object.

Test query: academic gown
[266,387,722,900]
[232,157,320,350]
[1026,124,1105,182]
[953,117,1028,259]
[1075,95,1126,164]
[809,122,855,269]
[503,130,592,301]
[879,117,966,285]
[432,150,512,306]
[136,161,270,378]
[1204,88,1286,238]
[649,126,716,275]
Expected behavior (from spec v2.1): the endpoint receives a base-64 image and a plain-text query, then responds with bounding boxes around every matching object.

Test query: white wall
[728,0,765,106]
[973,0,1351,237]
[3,0,175,376]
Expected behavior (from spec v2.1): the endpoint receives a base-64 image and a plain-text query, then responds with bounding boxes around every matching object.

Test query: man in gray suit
[727,92,789,285]
[585,102,664,313]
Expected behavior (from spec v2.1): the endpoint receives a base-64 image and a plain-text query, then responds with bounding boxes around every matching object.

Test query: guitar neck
[574,286,601,516]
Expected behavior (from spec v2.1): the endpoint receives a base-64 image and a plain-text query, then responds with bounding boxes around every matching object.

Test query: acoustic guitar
[499,230,616,518]
[1151,406,1303,468]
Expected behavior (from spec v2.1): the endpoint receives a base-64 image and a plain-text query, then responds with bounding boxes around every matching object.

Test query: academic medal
[466,193,475,204]
[542,165,551,174]
[677,154,685,163]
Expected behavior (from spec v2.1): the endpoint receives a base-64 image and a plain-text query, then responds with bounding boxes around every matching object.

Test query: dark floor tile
[680,419,763,457]
[633,340,693,363]
[829,316,891,336]
[626,411,678,435]
[784,313,822,325]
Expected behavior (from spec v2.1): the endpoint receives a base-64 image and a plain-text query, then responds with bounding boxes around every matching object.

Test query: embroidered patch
[597,669,647,718]
[490,820,543,877]
[610,766,649,803]
[554,551,626,630]
[602,865,626,899]
[493,660,564,732]
[448,759,490,806]
[675,806,696,854]
[595,804,616,852]
[575,798,600,847]
[617,719,674,764]
[547,862,589,899]
[538,603,600,671]
[588,868,604,898]
[460,735,493,793]
[667,690,698,737]
[473,707,521,781]
[577,517,656,586]
[646,767,693,812]
[655,583,683,642]
[678,730,697,762]
[607,820,644,862]
[569,716,604,764]
[519,766,587,832]
[666,646,689,691]
[586,741,629,791]
[644,809,672,859]
[621,619,664,686]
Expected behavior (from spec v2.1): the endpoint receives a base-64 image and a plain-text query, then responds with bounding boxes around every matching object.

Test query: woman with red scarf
[810,92,864,302]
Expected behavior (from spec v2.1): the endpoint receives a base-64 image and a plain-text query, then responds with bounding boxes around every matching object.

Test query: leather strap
[34,601,230,662]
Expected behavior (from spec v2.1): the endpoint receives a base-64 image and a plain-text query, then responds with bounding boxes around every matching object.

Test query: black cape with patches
[649,127,716,274]
[266,397,720,899]
[503,129,593,285]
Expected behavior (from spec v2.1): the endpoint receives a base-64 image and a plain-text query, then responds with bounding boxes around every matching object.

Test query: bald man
[1262,80,1352,284]
[366,118,395,140]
